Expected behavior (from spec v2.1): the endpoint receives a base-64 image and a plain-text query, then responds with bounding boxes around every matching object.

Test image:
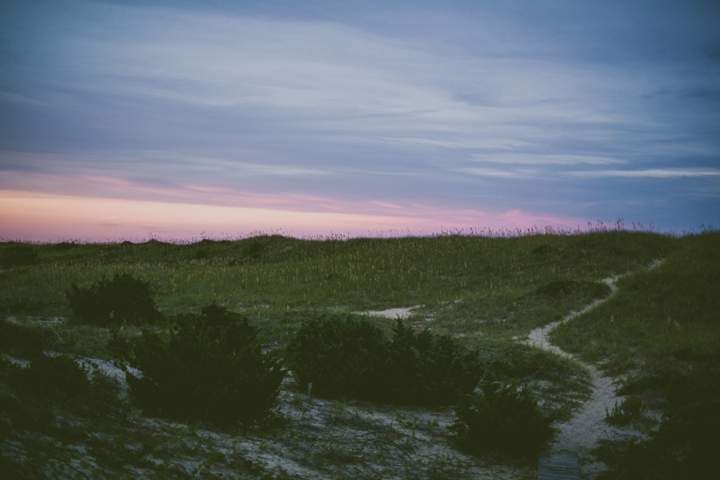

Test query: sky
[1,0,719,241]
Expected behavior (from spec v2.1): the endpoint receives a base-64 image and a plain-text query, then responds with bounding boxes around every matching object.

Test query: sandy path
[526,260,664,478]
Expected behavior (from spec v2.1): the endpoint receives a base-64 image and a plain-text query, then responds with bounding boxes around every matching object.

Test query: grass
[551,231,720,378]
[2,228,717,477]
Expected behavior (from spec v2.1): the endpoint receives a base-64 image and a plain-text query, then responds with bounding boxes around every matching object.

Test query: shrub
[126,304,285,427]
[385,320,481,406]
[0,319,45,358]
[16,355,91,398]
[451,382,555,457]
[284,313,389,400]
[284,315,481,405]
[0,244,39,268]
[605,395,645,426]
[66,273,163,325]
[611,401,720,480]
[535,279,611,299]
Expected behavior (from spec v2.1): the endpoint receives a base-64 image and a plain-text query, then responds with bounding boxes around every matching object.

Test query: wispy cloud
[455,168,534,179]
[567,169,720,178]
[1,0,718,236]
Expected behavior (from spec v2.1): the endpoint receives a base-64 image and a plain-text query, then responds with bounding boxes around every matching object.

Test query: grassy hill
[1,229,717,478]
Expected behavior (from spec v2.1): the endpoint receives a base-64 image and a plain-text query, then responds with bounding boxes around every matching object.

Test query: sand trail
[527,259,664,478]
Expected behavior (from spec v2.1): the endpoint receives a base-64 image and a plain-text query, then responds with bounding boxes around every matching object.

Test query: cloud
[455,168,533,179]
[567,169,720,178]
[0,189,588,242]
[0,0,718,235]
[469,153,625,166]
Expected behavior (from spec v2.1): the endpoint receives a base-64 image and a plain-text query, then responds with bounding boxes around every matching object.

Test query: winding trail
[526,260,664,477]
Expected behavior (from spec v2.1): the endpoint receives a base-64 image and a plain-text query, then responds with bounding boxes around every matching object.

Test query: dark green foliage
[605,395,645,426]
[621,370,720,410]
[1,355,126,431]
[16,355,90,398]
[535,279,611,299]
[607,401,720,480]
[0,244,39,268]
[284,313,388,400]
[284,314,481,405]
[451,382,555,458]
[66,273,163,325]
[385,320,481,406]
[0,319,45,358]
[126,304,285,426]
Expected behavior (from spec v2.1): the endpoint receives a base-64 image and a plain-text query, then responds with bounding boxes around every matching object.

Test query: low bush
[284,313,388,400]
[608,400,720,480]
[0,319,45,358]
[385,320,481,406]
[1,354,126,432]
[0,244,39,268]
[66,273,163,325]
[605,395,645,426]
[451,382,555,457]
[15,355,90,398]
[284,314,481,405]
[535,279,611,299]
[125,304,285,427]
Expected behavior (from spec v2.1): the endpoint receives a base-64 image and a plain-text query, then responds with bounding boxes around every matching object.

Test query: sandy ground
[526,260,665,478]
[4,262,667,478]
[360,306,421,319]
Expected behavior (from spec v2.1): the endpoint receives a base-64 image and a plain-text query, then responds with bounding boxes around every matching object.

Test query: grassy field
[1,229,717,478]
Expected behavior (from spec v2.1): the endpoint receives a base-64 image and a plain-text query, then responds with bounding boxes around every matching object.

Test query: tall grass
[551,231,720,376]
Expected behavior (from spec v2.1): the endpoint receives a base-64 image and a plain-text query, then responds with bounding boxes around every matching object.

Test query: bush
[0,244,39,268]
[15,355,90,398]
[451,382,555,457]
[66,273,163,325]
[284,314,481,405]
[0,319,45,358]
[385,320,481,406]
[610,400,720,480]
[605,395,645,426]
[126,304,285,427]
[535,279,611,299]
[284,313,388,400]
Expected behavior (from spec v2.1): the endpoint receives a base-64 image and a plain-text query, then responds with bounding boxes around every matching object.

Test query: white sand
[527,260,665,478]
[360,306,421,319]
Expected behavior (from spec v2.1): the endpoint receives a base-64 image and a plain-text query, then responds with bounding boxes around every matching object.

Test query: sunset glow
[1,1,718,241]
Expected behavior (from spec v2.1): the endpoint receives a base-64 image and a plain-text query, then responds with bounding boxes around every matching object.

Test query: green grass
[551,231,720,378]
[0,231,673,328]
[4,229,718,477]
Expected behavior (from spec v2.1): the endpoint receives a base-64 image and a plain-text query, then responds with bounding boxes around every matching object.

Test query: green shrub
[66,273,163,325]
[1,354,127,434]
[535,279,611,299]
[284,314,481,405]
[0,319,45,358]
[451,382,555,457]
[126,304,285,427]
[0,244,39,268]
[385,320,481,406]
[284,313,389,400]
[16,355,91,398]
[610,401,720,480]
[605,395,646,426]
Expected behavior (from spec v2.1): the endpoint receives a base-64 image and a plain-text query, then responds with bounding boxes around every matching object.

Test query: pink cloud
[0,188,589,242]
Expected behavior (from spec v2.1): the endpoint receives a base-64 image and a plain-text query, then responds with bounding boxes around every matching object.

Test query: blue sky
[1,0,719,240]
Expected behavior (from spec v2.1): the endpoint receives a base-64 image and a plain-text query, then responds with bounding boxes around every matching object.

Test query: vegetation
[605,395,646,426]
[285,313,481,406]
[0,228,717,477]
[599,400,720,480]
[66,272,164,325]
[284,313,389,401]
[451,381,555,457]
[125,304,286,427]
